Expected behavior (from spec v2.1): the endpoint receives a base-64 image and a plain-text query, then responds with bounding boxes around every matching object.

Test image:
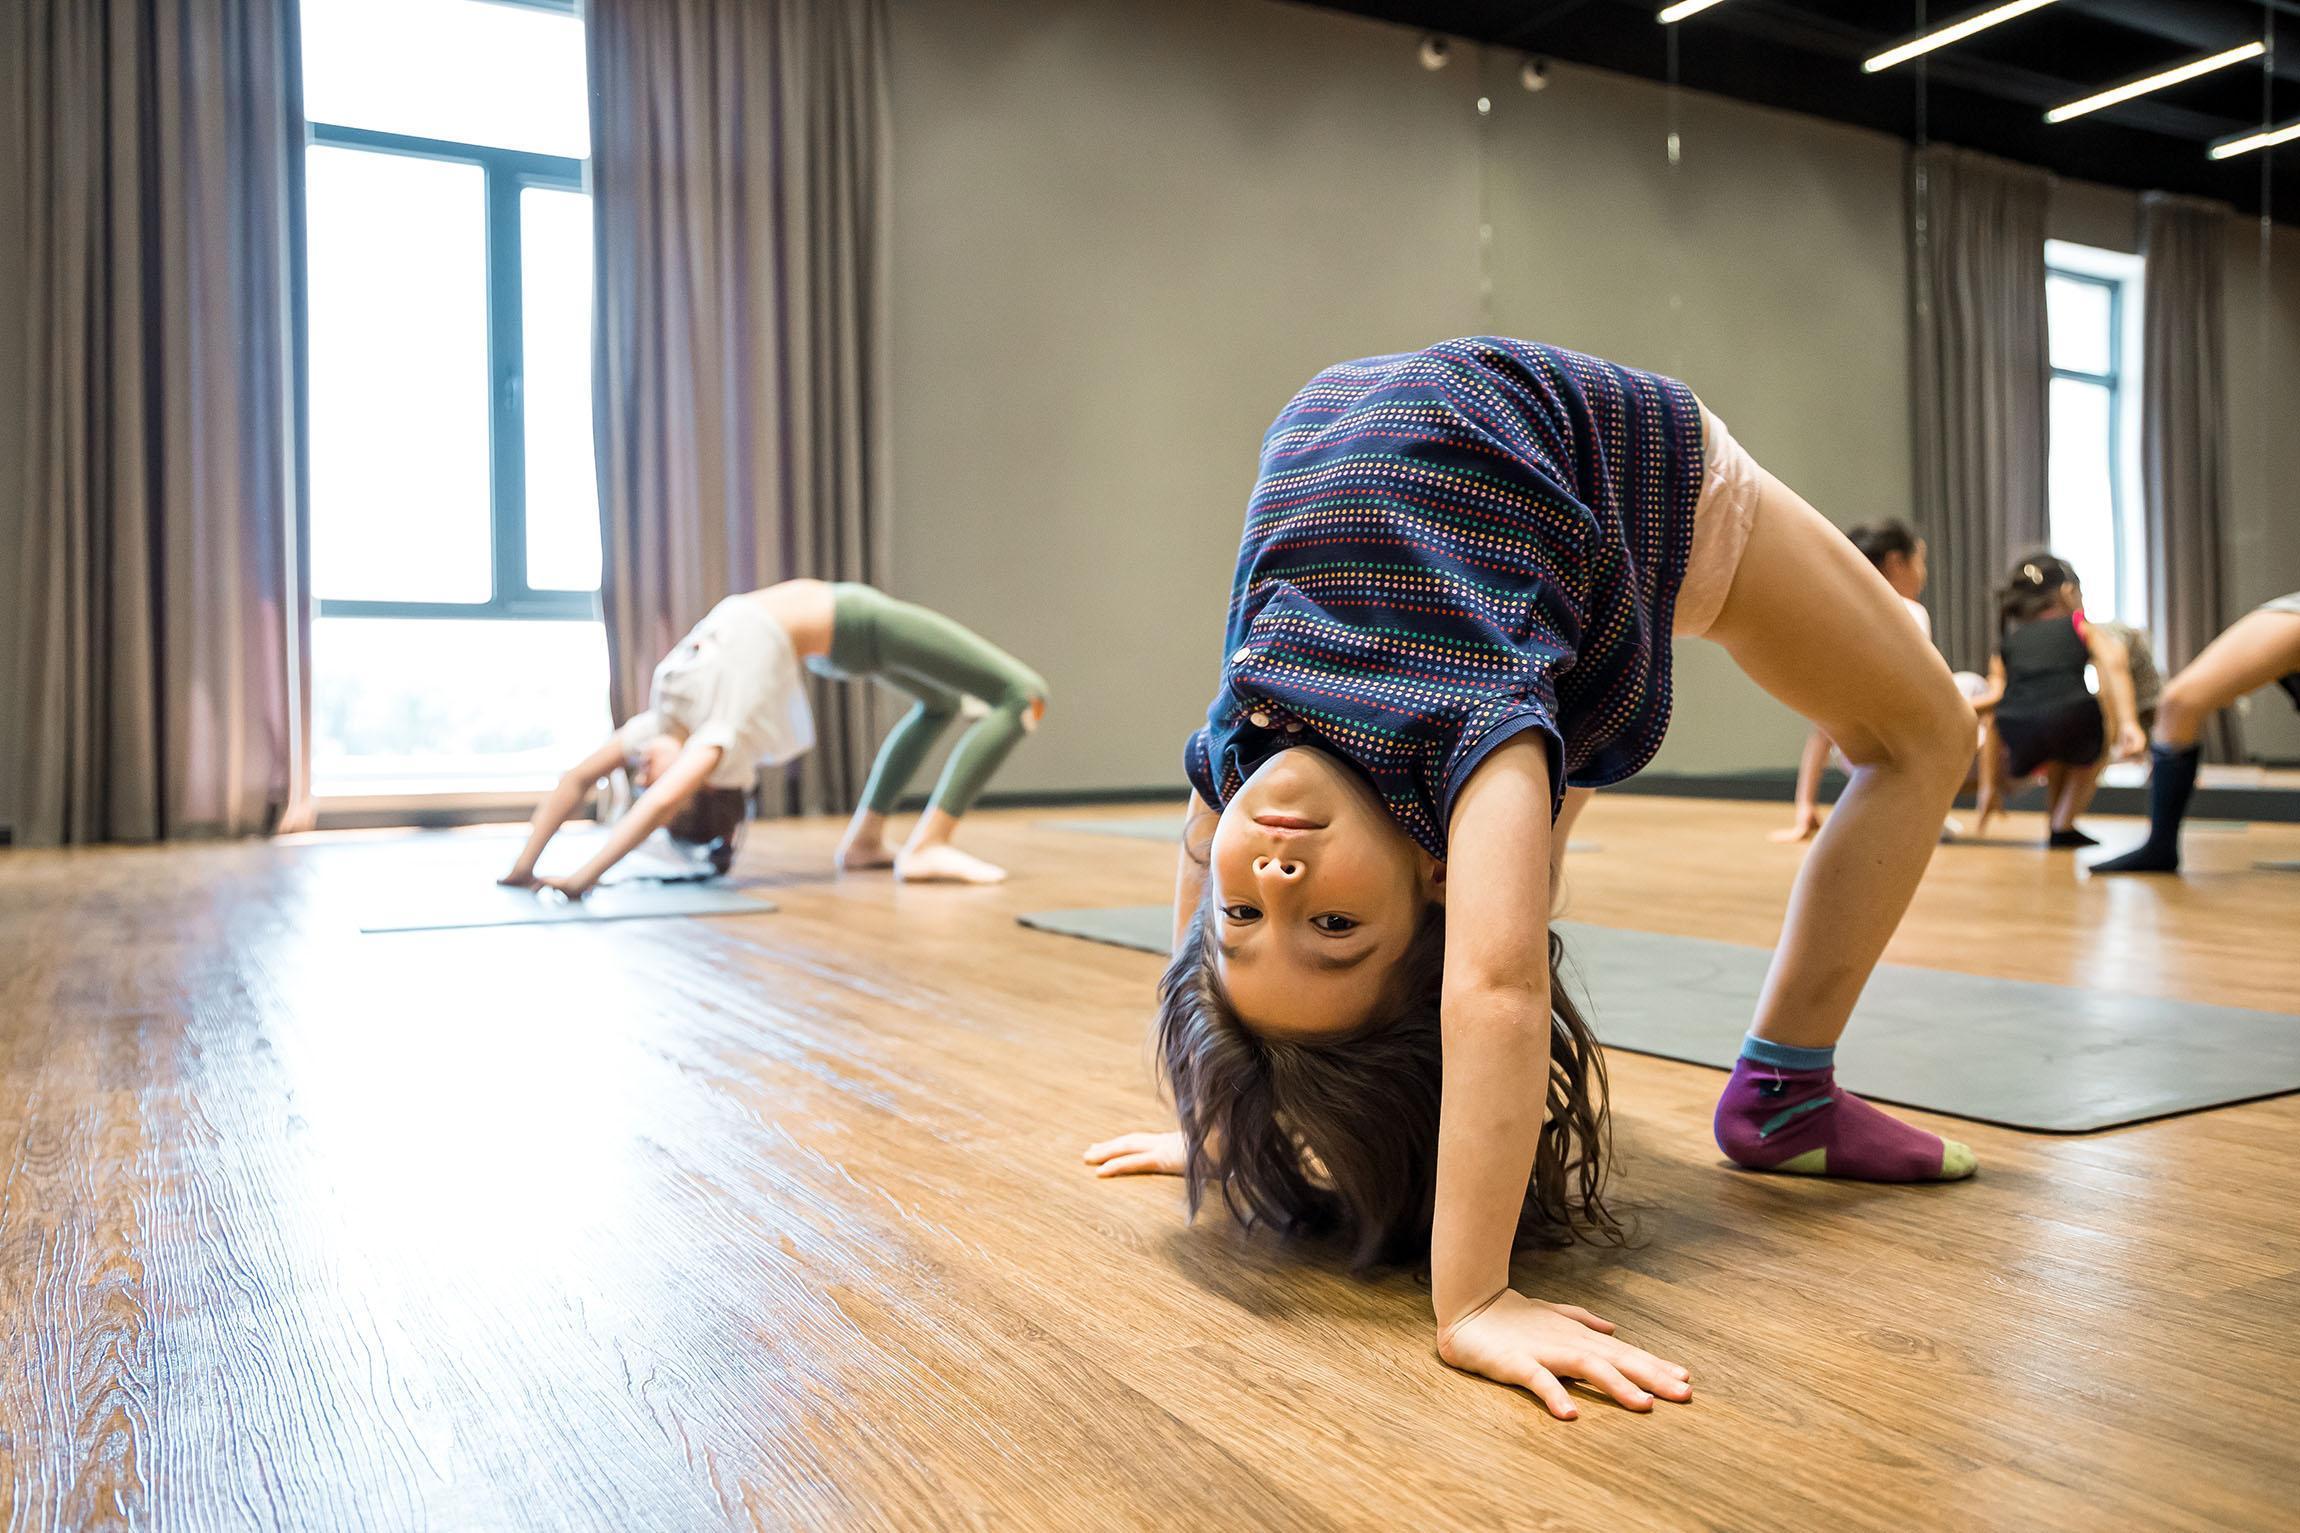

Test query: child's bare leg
[2154,610,2300,747]
[1552,785,1592,889]
[2095,609,2300,873]
[836,807,899,870]
[1973,723,2007,836]
[2047,760,2102,841]
[1771,728,1832,842]
[1701,469,1977,1181]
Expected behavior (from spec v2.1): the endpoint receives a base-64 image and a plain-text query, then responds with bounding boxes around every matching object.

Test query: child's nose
[1253,855,1303,882]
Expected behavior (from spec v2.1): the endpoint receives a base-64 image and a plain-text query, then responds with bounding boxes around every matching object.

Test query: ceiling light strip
[2209,116,2300,160]
[2046,41,2268,124]
[1863,0,2059,75]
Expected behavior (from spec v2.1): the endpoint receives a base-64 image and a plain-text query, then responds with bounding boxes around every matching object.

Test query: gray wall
[889,0,1919,791]
[888,0,1483,796]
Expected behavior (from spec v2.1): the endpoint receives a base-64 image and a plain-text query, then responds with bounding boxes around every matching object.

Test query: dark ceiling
[1295,0,2298,221]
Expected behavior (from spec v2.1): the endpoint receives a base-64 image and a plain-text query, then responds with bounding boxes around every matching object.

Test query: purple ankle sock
[1713,1042,1974,1182]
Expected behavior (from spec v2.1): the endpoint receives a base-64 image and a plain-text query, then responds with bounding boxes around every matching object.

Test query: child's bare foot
[835,837,897,872]
[894,843,1007,884]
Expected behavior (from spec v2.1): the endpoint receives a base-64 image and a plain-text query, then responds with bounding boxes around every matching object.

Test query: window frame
[303,119,595,623]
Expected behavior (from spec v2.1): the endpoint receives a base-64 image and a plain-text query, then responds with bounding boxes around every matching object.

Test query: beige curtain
[3,0,306,845]
[1910,146,2052,672]
[588,0,893,817]
[2140,193,2239,761]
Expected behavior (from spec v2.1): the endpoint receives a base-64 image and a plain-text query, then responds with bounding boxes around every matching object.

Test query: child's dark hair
[1846,519,1920,572]
[1998,552,2081,636]
[665,786,750,875]
[1154,884,1622,1270]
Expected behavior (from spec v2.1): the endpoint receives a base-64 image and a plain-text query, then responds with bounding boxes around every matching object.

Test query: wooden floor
[2,797,2297,1531]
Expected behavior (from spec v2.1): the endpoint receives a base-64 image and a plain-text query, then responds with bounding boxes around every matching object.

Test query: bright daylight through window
[2043,239,2145,627]
[300,0,605,797]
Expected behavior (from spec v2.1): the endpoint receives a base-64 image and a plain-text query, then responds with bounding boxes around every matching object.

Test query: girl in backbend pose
[2093,593,2300,873]
[501,581,1047,896]
[1968,556,2147,846]
[1084,337,1979,1421]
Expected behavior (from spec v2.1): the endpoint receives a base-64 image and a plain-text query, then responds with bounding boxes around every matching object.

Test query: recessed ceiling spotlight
[1521,57,1550,92]
[1418,34,1452,71]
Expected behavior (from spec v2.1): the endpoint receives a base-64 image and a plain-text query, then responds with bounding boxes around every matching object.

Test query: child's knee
[1004,672,1050,732]
[1878,684,1976,782]
[2156,677,2207,742]
[907,694,962,725]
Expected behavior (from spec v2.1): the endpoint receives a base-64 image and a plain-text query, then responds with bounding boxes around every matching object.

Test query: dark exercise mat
[1015,905,2300,1132]
[361,878,774,933]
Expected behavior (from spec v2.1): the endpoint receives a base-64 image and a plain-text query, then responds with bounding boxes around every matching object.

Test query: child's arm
[539,740,726,897]
[1968,655,2008,714]
[2083,623,2147,759]
[502,735,630,886]
[1085,793,1221,1181]
[1431,736,1689,1418]
[1772,728,1832,841]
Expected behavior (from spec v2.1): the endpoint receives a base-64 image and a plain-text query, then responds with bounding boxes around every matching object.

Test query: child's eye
[1310,914,1358,933]
[1221,903,1262,922]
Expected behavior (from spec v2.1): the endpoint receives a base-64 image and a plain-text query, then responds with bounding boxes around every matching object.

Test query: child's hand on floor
[1436,1289,1691,1419]
[498,871,539,889]
[1082,1131,1184,1178]
[536,875,592,900]
[1769,809,1822,843]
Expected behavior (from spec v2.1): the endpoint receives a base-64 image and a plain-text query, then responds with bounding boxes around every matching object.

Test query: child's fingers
[1571,1357,1653,1411]
[1513,1363,1577,1420]
[1094,1155,1154,1177]
[1610,1346,1693,1400]
[1548,1303,1616,1333]
[1082,1136,1140,1163]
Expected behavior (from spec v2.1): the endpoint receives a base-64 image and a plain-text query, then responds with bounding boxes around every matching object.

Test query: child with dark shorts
[1971,556,2147,846]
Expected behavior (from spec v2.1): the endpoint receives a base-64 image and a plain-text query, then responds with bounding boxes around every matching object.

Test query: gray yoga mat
[1039,816,1596,853]
[1015,904,2300,1132]
[361,880,775,934]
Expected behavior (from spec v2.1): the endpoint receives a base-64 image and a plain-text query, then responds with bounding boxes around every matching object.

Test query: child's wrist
[1435,1284,1509,1345]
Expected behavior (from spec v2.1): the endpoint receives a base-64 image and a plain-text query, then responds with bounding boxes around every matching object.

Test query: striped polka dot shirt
[1184,338,1705,860]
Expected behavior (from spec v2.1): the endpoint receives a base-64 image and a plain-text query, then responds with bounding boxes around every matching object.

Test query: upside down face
[1206,747,1443,1042]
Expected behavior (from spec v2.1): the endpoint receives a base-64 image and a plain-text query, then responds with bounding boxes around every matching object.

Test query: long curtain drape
[2140,192,2240,761]
[1910,145,2052,672]
[4,0,306,845]
[587,0,892,817]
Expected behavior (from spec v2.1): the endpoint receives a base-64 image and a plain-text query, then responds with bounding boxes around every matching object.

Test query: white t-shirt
[616,595,816,788]
[1902,596,1932,639]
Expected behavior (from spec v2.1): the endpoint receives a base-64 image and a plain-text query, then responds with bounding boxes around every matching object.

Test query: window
[2044,240,2146,625]
[299,0,607,797]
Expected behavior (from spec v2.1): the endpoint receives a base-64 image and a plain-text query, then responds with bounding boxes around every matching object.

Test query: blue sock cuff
[1740,1033,1836,1072]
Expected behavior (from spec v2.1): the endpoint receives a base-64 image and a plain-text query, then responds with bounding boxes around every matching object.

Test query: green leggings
[825,584,1047,818]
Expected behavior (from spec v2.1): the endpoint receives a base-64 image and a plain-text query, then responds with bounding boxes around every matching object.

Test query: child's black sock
[2047,827,2097,849]
[2091,744,2200,874]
